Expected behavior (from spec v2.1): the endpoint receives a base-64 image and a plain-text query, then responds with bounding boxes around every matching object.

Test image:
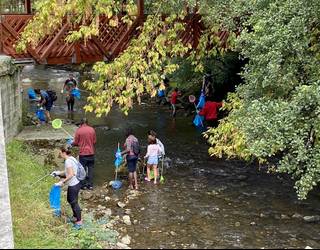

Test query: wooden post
[25,0,31,14]
[137,0,144,17]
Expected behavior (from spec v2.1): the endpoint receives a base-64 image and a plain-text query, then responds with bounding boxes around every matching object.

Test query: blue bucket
[112,180,122,190]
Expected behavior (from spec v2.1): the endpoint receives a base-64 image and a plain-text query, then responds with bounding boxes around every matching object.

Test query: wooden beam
[111,17,140,58]
[1,20,39,62]
[25,0,32,14]
[92,37,110,60]
[74,43,81,64]
[39,23,69,61]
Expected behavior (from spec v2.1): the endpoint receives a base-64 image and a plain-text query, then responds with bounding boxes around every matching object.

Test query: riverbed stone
[116,242,130,249]
[103,208,112,217]
[118,202,126,208]
[123,215,131,225]
[235,222,241,227]
[281,214,290,220]
[170,231,177,236]
[303,216,320,223]
[121,235,131,245]
[82,192,94,200]
[292,213,303,219]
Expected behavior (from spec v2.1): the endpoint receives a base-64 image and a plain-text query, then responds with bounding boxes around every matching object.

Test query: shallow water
[21,65,320,249]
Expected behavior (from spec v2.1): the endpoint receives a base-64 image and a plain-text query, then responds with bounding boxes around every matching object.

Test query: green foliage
[204,0,320,199]
[17,0,320,198]
[69,213,118,249]
[83,10,190,116]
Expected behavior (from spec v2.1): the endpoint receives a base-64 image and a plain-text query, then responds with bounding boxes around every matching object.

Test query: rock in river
[303,216,320,223]
[121,235,131,245]
[118,202,126,208]
[123,215,132,226]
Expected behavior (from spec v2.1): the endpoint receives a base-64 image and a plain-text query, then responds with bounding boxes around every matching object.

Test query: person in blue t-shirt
[35,88,53,123]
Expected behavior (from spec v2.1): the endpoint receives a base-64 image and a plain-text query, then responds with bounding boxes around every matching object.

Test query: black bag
[47,90,57,102]
[132,140,141,156]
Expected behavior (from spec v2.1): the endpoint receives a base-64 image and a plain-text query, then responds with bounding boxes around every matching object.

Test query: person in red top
[198,96,223,128]
[72,118,96,190]
[170,88,180,117]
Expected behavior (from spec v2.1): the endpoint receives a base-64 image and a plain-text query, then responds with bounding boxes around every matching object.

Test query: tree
[17,0,320,199]
[204,0,320,199]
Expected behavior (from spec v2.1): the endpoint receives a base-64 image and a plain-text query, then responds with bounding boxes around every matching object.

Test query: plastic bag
[196,92,206,109]
[28,88,37,100]
[71,88,81,100]
[49,185,61,217]
[36,109,46,122]
[193,114,204,127]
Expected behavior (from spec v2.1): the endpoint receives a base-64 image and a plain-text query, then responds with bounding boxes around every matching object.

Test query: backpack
[131,139,141,156]
[47,90,57,102]
[70,157,86,181]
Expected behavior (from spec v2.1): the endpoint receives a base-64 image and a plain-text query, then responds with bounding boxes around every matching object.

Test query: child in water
[144,136,162,184]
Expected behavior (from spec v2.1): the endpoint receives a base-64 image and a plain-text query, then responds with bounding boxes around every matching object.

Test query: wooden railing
[0,13,229,65]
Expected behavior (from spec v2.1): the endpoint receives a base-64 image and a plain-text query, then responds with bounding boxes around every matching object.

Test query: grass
[6,140,120,249]
[6,140,74,249]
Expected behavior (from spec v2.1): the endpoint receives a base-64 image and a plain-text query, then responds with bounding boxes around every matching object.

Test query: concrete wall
[0,55,22,142]
[0,55,20,249]
[0,77,14,249]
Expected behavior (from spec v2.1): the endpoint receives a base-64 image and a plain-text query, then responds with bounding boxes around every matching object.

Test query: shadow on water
[21,66,320,249]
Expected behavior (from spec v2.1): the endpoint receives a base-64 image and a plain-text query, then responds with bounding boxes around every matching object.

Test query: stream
[20,65,320,249]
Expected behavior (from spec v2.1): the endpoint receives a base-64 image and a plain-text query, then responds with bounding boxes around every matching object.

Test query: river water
[21,65,320,249]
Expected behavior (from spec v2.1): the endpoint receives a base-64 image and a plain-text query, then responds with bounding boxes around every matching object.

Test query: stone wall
[0,55,22,142]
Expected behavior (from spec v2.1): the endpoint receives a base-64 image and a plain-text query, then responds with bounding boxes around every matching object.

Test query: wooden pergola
[0,0,228,64]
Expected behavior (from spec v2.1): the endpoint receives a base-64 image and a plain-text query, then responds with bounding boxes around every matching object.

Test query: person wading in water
[72,118,96,190]
[62,73,77,112]
[121,128,140,190]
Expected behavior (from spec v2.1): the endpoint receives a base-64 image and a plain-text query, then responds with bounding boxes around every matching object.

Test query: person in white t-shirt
[51,147,82,229]
[148,130,165,157]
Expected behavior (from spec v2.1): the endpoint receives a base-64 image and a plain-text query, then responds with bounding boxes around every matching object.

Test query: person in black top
[62,74,78,112]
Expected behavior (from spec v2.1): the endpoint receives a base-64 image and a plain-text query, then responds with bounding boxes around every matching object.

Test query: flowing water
[21,65,320,249]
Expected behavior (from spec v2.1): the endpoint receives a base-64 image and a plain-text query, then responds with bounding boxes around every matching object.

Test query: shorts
[147,156,159,165]
[127,155,138,173]
[45,100,53,111]
[45,103,53,111]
